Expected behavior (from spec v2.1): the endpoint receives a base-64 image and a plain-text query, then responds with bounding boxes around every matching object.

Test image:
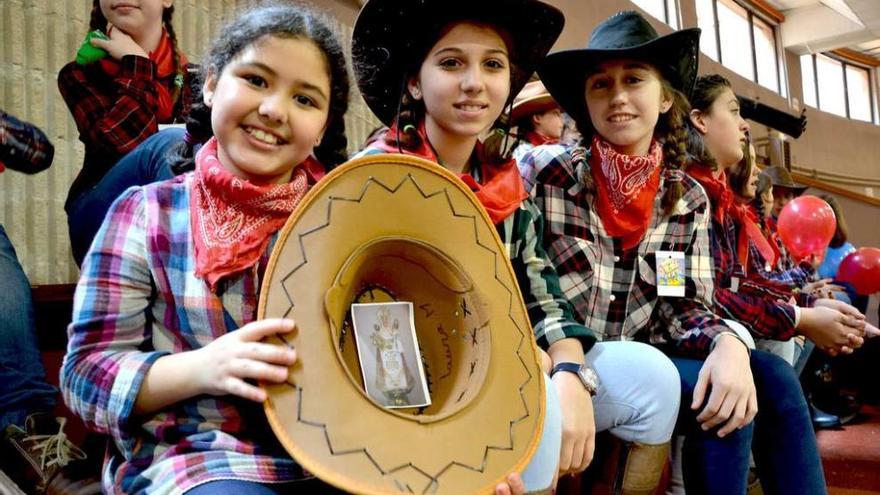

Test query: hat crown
[587,11,660,51]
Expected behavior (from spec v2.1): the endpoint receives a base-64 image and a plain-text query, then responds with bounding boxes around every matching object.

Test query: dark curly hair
[727,136,754,198]
[171,2,350,173]
[685,74,734,170]
[574,77,691,215]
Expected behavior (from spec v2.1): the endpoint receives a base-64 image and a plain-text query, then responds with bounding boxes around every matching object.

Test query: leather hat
[538,11,700,126]
[509,80,560,125]
[259,154,546,494]
[761,165,807,194]
[352,0,564,125]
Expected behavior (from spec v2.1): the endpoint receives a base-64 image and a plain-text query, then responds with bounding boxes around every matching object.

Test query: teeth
[457,105,483,112]
[247,127,279,145]
[609,115,635,122]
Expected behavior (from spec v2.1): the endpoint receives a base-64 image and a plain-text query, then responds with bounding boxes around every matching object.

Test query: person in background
[508,79,563,191]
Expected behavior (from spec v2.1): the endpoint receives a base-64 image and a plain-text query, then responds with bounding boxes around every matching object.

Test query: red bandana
[99,28,187,122]
[190,138,324,291]
[374,121,527,224]
[525,131,559,147]
[688,164,777,273]
[590,136,662,250]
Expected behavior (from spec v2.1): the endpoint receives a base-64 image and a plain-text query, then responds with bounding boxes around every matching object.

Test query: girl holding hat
[61,5,354,494]
[352,1,681,493]
[520,10,816,493]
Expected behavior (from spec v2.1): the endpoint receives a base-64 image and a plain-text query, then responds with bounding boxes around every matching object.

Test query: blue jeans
[67,128,184,265]
[0,225,57,430]
[672,350,826,495]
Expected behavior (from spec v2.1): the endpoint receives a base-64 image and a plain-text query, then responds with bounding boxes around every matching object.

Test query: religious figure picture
[351,302,431,408]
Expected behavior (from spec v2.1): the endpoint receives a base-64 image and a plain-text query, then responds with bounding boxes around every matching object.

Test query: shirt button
[614,256,620,262]
[609,294,616,301]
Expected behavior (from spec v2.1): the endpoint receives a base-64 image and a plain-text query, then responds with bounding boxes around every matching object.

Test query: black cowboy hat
[538,11,700,127]
[352,0,565,126]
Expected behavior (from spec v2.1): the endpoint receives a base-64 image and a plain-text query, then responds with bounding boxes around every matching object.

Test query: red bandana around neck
[688,164,777,273]
[98,28,187,122]
[374,121,527,224]
[525,131,559,147]
[589,136,662,250]
[190,138,323,291]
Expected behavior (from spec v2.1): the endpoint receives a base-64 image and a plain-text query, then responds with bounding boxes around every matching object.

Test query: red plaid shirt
[0,110,54,174]
[58,55,191,203]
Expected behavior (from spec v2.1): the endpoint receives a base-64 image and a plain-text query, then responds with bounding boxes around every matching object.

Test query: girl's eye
[439,58,462,69]
[625,75,643,84]
[294,94,316,107]
[243,74,267,88]
[484,59,506,70]
[588,79,608,90]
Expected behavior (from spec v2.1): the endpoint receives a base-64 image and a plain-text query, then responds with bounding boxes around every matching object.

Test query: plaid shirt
[748,240,815,287]
[58,56,191,203]
[707,207,807,341]
[0,109,54,174]
[62,175,305,495]
[354,146,596,352]
[522,144,730,357]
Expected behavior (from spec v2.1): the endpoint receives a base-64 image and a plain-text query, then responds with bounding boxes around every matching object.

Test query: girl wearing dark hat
[352,2,682,493]
[520,10,807,494]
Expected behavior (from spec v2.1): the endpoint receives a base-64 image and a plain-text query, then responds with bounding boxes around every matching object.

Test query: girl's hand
[494,473,526,495]
[90,24,148,60]
[193,318,298,402]
[693,335,758,437]
[553,371,596,474]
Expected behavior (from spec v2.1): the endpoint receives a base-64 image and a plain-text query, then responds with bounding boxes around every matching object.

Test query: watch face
[579,366,599,393]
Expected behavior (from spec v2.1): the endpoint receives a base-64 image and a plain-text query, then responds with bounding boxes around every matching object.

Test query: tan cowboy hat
[761,165,808,195]
[509,80,560,125]
[259,154,545,495]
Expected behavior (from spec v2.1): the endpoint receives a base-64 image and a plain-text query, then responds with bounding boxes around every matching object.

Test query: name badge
[656,250,686,297]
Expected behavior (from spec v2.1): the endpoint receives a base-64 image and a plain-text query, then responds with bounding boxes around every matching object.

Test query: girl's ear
[689,108,708,134]
[659,94,673,115]
[202,70,217,108]
[407,78,423,101]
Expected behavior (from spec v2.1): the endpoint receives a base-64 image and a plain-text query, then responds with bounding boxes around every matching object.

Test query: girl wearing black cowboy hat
[519,10,819,494]
[352,2,685,493]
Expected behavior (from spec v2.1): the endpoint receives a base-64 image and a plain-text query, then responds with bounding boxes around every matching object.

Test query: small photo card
[351,302,431,409]
[655,250,686,298]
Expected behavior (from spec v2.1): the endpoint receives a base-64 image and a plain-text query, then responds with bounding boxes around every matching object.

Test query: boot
[592,436,670,495]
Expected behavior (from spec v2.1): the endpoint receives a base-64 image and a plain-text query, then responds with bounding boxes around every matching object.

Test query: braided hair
[170,2,350,173]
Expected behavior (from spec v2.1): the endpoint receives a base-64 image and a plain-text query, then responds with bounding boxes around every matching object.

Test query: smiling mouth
[245,126,287,146]
[608,114,636,123]
[454,103,488,112]
[113,3,139,9]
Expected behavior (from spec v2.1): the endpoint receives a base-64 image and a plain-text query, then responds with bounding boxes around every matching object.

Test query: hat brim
[260,154,545,495]
[510,94,559,124]
[353,0,564,125]
[538,28,700,128]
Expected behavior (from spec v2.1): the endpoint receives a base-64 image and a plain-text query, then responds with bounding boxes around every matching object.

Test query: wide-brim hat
[259,154,545,495]
[352,0,565,125]
[509,80,560,124]
[538,11,700,127]
[761,165,808,195]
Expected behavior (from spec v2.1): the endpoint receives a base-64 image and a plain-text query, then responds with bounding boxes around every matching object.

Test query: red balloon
[776,196,836,262]
[837,247,880,295]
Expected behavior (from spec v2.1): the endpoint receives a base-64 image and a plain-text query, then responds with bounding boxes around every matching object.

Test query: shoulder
[525,144,586,190]
[350,144,389,159]
[664,168,711,217]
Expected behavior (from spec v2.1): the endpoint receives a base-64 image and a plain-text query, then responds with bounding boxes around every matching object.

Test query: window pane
[815,54,846,117]
[696,0,718,61]
[845,65,872,122]
[800,55,817,107]
[753,17,778,92]
[718,0,754,80]
[666,0,680,29]
[631,0,671,26]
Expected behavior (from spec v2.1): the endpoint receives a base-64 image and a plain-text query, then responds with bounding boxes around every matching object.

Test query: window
[631,0,679,29]
[800,53,876,123]
[696,0,785,95]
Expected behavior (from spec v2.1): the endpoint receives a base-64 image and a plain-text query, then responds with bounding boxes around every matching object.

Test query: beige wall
[3,0,878,292]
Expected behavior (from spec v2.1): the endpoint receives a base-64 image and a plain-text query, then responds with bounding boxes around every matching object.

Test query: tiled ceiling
[764,0,880,59]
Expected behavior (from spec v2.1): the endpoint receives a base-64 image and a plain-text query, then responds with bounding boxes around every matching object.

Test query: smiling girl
[351,3,681,493]
[61,5,351,494]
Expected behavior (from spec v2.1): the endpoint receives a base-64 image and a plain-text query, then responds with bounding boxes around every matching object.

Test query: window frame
[802,52,876,124]
[631,0,680,29]
[697,0,784,95]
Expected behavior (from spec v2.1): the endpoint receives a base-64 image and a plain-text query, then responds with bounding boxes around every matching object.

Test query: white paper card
[656,250,686,297]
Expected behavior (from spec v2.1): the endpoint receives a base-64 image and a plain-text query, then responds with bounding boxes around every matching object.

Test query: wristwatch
[550,362,599,396]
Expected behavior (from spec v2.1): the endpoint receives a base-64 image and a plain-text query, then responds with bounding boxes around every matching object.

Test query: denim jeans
[0,224,57,430]
[671,350,826,495]
[66,128,184,265]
